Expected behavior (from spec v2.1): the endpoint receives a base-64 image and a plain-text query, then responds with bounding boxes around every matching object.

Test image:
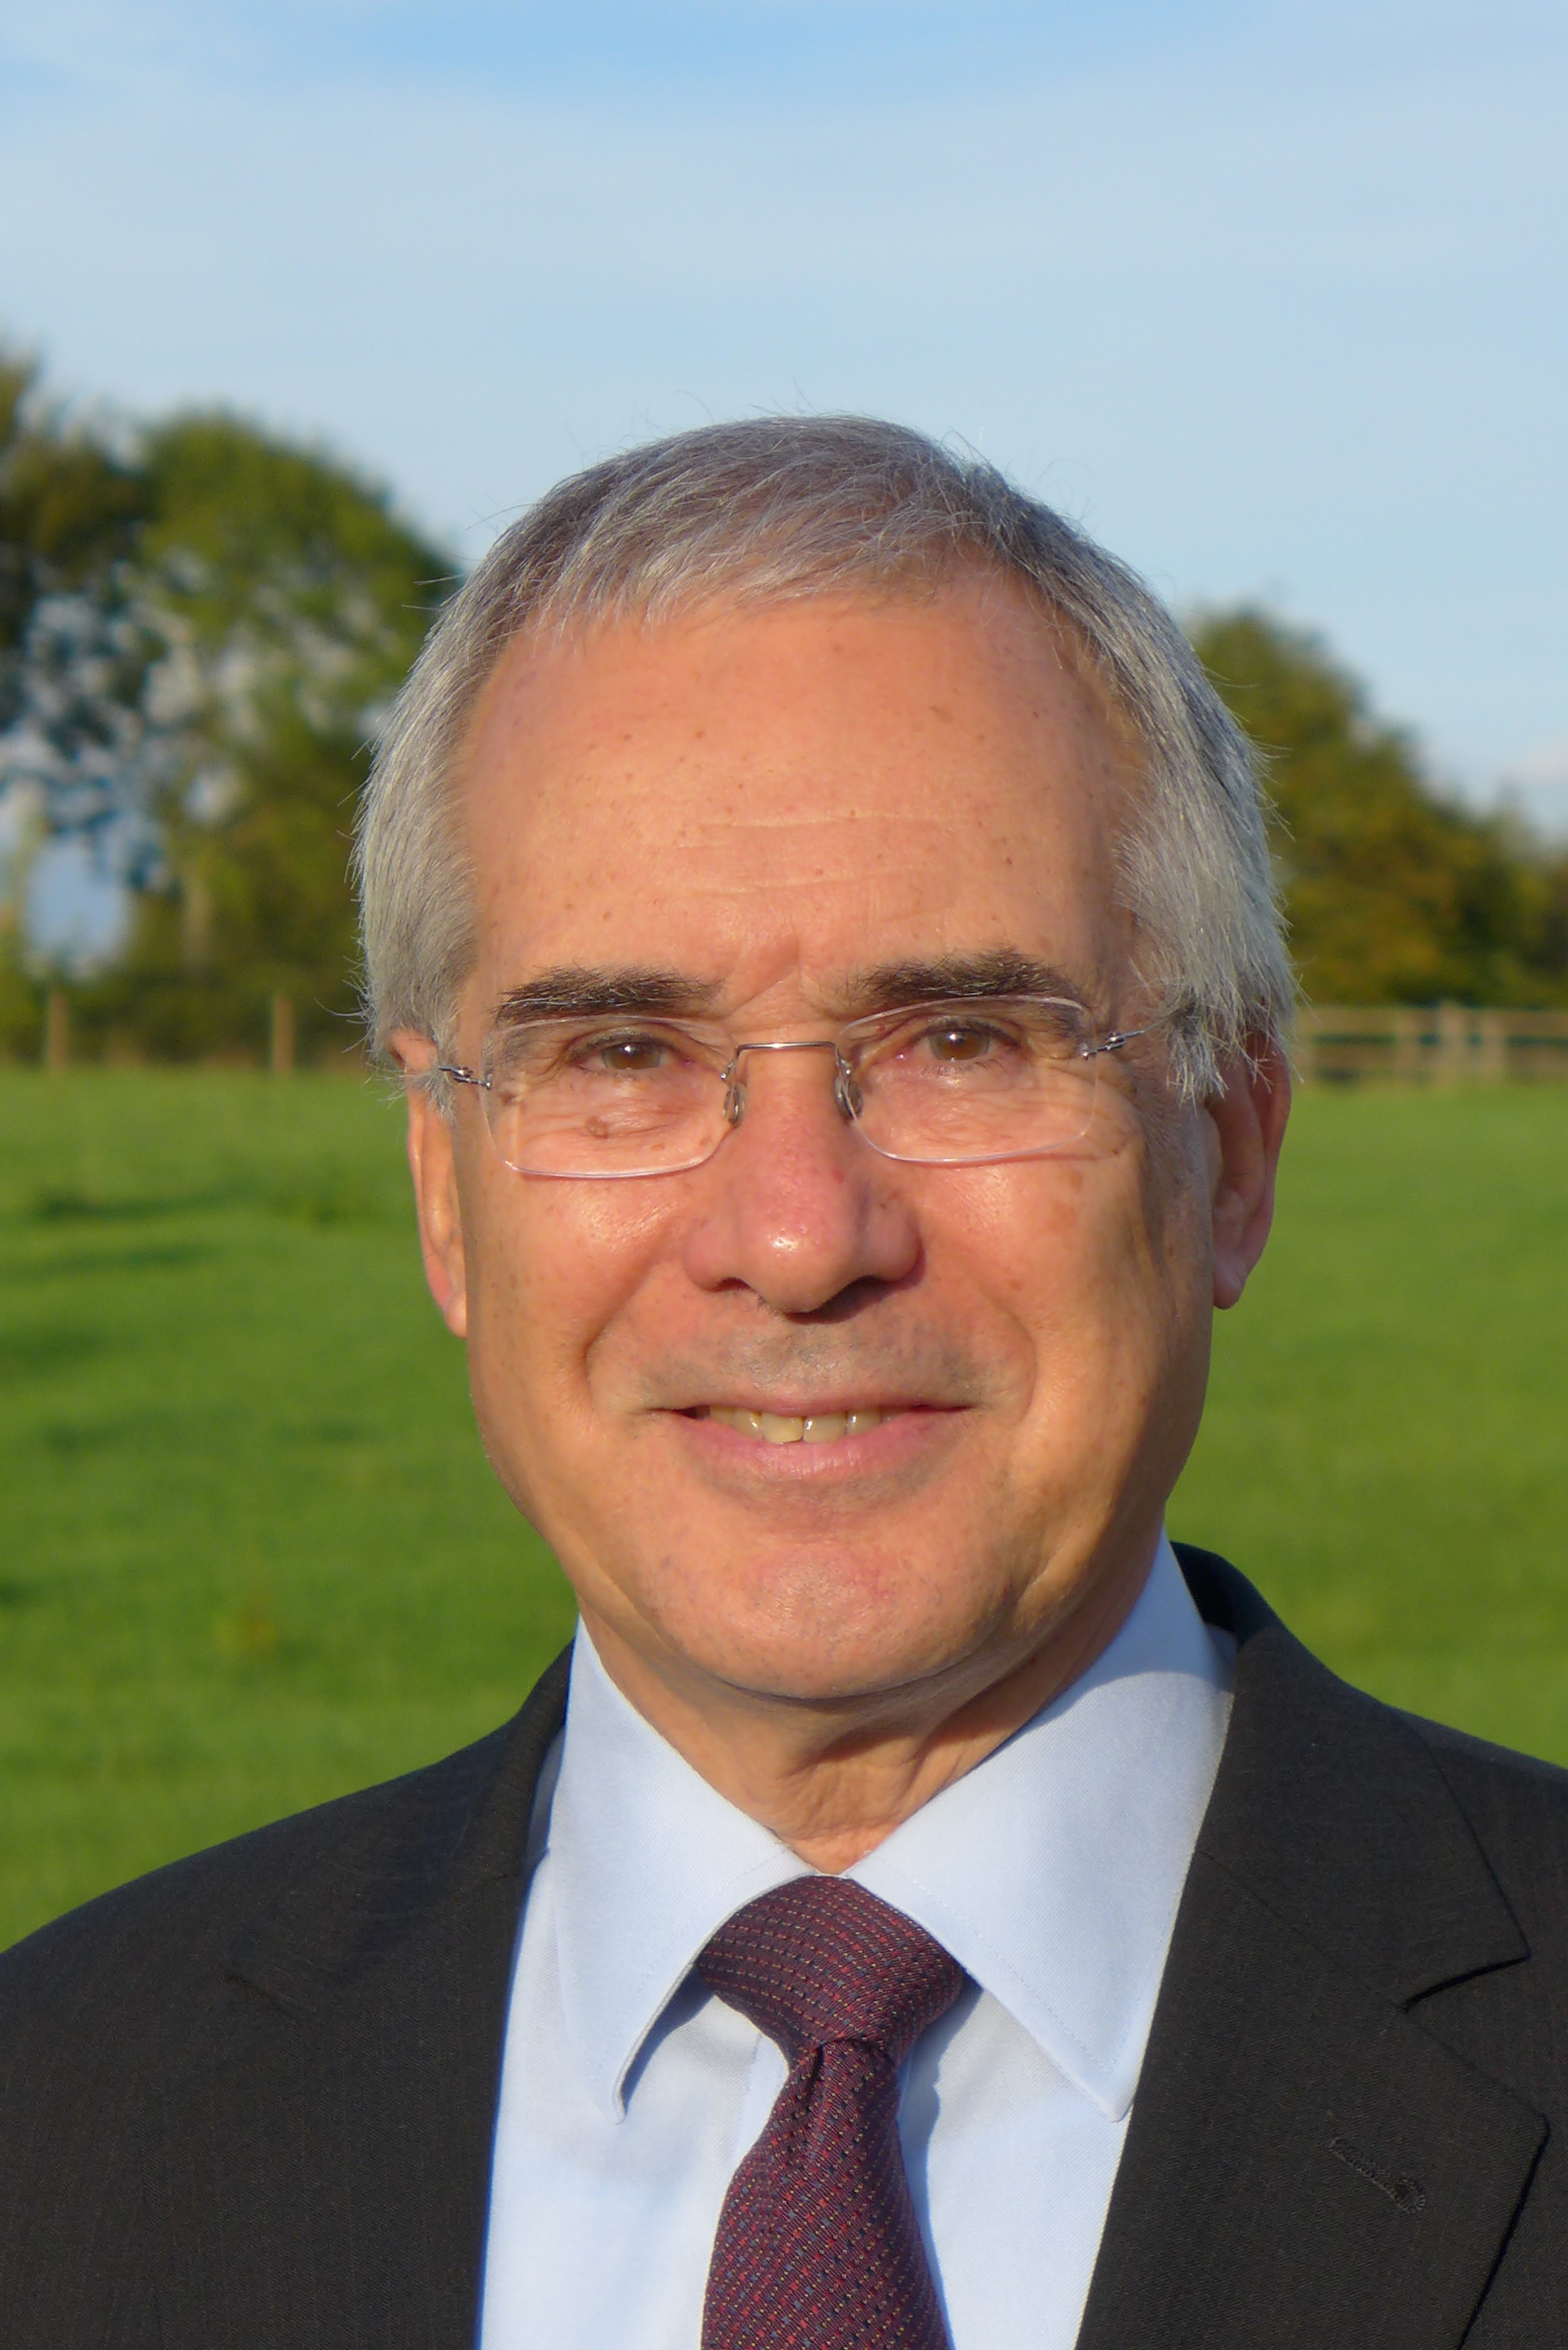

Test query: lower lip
[668,1405,961,1481]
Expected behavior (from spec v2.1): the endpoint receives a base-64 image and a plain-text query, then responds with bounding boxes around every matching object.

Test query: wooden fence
[22,990,1568,1085]
[31,990,329,1074]
[1296,1006,1568,1085]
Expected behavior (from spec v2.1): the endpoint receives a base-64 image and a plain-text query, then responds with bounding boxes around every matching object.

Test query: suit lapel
[152,1652,572,2350]
[1076,1550,1544,2350]
[139,1556,1549,2348]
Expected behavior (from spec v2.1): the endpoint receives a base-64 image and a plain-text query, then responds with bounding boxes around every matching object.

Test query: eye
[925,1021,997,1062]
[581,1034,670,1075]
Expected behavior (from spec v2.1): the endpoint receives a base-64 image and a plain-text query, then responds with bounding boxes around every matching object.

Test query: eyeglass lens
[474,998,1109,1179]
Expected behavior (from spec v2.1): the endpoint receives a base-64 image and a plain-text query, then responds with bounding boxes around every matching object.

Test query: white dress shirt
[478,1535,1233,2350]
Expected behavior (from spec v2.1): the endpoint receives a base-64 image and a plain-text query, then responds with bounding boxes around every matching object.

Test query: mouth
[685,1404,903,1446]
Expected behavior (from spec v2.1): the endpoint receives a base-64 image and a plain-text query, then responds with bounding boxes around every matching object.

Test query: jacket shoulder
[0,1715,517,2032]
[1405,1711,1568,1931]
[1409,1710,1568,1802]
[0,1642,574,2021]
[1176,1540,1568,1967]
[0,1654,571,2339]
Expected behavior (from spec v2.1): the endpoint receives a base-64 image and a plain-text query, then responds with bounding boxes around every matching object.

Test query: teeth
[706,1406,885,1443]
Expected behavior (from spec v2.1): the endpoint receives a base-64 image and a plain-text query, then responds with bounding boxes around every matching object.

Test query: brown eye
[928,1024,991,1062]
[597,1037,666,1074]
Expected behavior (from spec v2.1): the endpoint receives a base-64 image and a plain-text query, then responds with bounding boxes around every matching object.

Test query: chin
[646,1551,998,1708]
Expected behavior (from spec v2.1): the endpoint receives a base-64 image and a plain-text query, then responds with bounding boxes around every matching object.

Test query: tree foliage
[0,353,156,848]
[109,415,450,1054]
[0,352,449,1059]
[1190,607,1568,1006]
[6,347,1567,1063]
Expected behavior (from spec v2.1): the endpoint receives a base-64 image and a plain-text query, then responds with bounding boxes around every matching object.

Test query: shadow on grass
[12,1244,215,1281]
[0,1328,104,1384]
[23,1177,393,1230]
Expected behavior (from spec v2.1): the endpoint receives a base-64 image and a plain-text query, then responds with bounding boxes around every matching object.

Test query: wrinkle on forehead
[459,584,1144,1031]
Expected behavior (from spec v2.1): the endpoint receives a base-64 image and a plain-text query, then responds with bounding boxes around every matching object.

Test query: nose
[680,1043,922,1315]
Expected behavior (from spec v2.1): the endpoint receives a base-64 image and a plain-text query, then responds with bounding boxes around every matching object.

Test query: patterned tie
[697,1875,968,2350]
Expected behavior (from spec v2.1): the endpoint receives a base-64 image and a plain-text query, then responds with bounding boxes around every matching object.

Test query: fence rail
[1296,1005,1568,1085]
[16,990,1568,1084]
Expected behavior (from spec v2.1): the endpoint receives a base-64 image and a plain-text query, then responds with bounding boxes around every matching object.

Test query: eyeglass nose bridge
[721,1037,862,1131]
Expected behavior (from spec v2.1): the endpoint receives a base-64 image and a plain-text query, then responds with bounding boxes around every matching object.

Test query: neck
[577,1547,1155,1872]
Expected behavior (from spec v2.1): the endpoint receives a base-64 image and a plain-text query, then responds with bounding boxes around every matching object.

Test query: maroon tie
[697,1876,967,2350]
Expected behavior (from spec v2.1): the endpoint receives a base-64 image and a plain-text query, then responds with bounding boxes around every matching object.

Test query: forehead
[456,578,1142,1011]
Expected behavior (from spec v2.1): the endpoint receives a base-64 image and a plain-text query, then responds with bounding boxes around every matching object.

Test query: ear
[1203,1037,1292,1311]
[390,1029,469,1338]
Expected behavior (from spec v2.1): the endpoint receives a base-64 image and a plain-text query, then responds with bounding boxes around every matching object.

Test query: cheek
[943,1154,1147,1326]
[461,1167,677,1432]
[946,1149,1195,1434]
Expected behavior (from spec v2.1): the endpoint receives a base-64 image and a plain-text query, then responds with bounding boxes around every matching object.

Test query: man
[1,418,1564,2350]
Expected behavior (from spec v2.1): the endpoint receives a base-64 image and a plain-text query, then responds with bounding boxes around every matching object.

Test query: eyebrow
[492,950,1088,1028]
[493,967,723,1025]
[833,950,1090,1018]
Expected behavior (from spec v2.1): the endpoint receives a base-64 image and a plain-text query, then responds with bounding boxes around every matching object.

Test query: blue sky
[2,0,1566,860]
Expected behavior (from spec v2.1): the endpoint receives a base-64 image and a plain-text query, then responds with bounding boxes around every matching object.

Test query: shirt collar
[848,1535,1231,2119]
[544,1535,1230,2124]
[546,1632,808,2118]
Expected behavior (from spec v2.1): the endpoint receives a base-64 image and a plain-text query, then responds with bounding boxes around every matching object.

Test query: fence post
[269,992,296,1076]
[43,988,69,1072]
[1302,1006,1568,1084]
[1393,1007,1424,1084]
[1434,1001,1467,1085]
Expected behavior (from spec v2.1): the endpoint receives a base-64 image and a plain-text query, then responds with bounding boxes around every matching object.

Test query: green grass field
[2,1070,1566,1950]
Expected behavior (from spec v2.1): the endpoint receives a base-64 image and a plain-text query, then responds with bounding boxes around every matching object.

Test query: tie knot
[698,1877,966,2068]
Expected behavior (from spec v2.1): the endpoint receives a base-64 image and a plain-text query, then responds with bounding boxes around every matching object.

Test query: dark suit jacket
[1,1548,1566,2348]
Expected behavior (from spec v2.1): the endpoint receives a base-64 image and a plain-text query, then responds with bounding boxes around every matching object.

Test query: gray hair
[354,415,1290,1098]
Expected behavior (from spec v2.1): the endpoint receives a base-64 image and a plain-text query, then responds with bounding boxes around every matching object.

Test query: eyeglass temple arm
[1092,1024,1155,1057]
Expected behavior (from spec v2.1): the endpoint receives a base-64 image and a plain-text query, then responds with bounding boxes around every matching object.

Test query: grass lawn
[1,1069,1566,1950]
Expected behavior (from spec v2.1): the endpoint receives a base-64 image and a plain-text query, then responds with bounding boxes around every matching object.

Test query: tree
[1189,607,1567,1006]
[0,350,155,859]
[98,414,450,1056]
[0,360,451,1059]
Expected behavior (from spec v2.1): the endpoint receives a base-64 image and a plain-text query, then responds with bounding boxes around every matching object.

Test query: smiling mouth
[689,1405,895,1446]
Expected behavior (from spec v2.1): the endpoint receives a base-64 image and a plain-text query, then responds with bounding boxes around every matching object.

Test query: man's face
[403,576,1282,1720]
